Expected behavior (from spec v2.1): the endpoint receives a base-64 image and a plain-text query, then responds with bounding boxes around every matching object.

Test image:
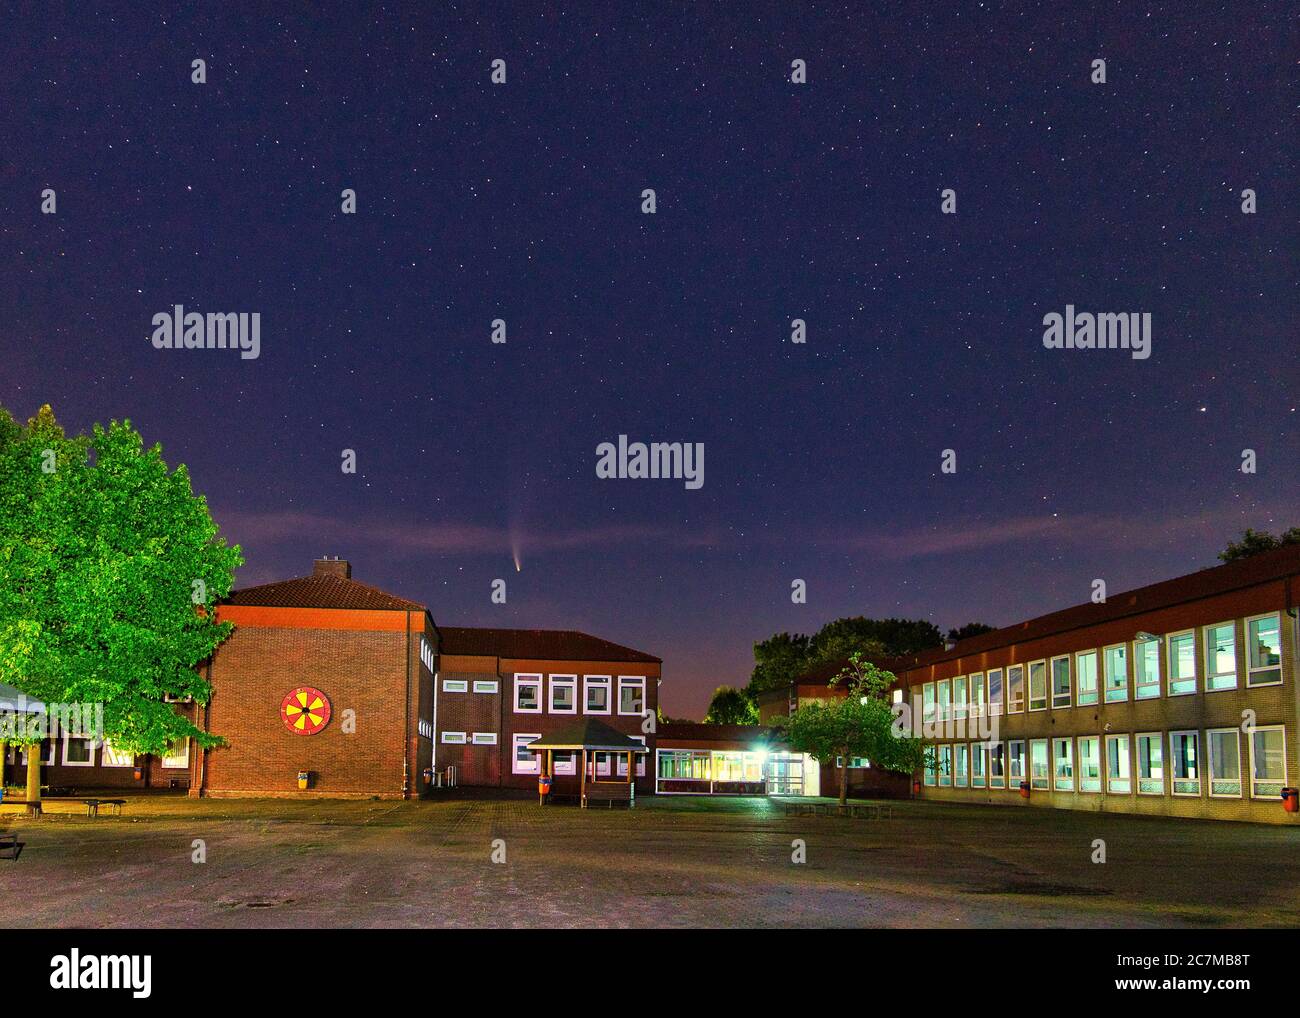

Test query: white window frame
[441,731,467,744]
[615,736,647,778]
[937,679,950,722]
[1103,643,1128,703]
[922,681,936,725]
[161,738,190,770]
[553,750,577,775]
[1203,621,1238,692]
[472,679,499,694]
[952,676,968,723]
[1050,655,1072,710]
[987,668,1003,717]
[1028,660,1048,712]
[1007,739,1026,784]
[513,673,543,714]
[512,733,541,775]
[937,744,952,786]
[1051,737,1074,791]
[441,678,468,693]
[61,732,96,768]
[100,741,136,768]
[1245,613,1284,688]
[954,743,969,787]
[1105,733,1131,794]
[1167,630,1197,696]
[617,676,646,717]
[970,673,985,720]
[1249,725,1287,799]
[548,674,577,715]
[1029,739,1050,790]
[1169,729,1201,796]
[1134,637,1161,699]
[584,675,612,715]
[1136,731,1165,795]
[970,742,986,788]
[1206,727,1242,798]
[23,741,55,766]
[1076,735,1101,793]
[1006,664,1024,714]
[988,741,1006,788]
[470,732,497,745]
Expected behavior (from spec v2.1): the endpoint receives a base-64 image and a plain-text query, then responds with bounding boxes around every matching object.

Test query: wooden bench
[83,799,126,818]
[0,833,22,860]
[583,783,634,809]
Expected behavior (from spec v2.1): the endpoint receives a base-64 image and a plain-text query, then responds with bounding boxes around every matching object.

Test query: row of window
[6,736,190,770]
[923,727,1288,800]
[511,733,646,777]
[918,614,1286,721]
[440,678,500,694]
[439,731,497,746]
[509,674,646,716]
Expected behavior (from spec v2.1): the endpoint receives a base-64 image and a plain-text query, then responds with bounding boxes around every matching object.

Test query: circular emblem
[281,687,331,736]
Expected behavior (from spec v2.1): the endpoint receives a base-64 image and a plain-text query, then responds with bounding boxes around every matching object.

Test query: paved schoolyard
[3,792,1298,928]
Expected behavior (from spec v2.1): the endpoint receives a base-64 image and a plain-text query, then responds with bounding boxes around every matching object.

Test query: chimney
[313,556,351,580]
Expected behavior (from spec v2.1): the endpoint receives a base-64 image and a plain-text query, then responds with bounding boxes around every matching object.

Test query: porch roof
[525,719,648,753]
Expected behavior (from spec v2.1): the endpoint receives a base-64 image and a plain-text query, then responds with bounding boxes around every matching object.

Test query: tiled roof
[225,574,427,612]
[438,626,660,663]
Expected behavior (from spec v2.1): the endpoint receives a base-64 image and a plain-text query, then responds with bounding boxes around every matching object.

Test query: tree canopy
[1218,527,1300,563]
[703,685,759,725]
[0,404,241,754]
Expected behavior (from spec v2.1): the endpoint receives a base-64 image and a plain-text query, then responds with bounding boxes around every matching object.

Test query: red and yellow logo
[280,687,331,736]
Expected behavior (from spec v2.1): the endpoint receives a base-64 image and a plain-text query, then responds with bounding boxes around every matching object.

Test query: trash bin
[1282,787,1298,813]
[1018,781,1031,799]
[297,770,310,791]
[538,775,553,801]
[422,767,434,786]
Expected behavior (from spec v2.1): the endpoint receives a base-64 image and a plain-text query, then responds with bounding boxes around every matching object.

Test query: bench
[83,799,126,818]
[583,783,634,809]
[0,833,22,860]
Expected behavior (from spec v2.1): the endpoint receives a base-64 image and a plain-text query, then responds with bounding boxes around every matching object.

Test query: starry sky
[2,4,1295,718]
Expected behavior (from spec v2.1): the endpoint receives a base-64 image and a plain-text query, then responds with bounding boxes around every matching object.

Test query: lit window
[970,743,986,788]
[1250,727,1287,799]
[584,675,611,714]
[1077,736,1101,793]
[470,732,496,745]
[953,677,967,723]
[937,680,950,723]
[1136,733,1164,795]
[1050,656,1072,709]
[62,733,95,767]
[101,741,135,768]
[549,675,577,714]
[472,679,499,694]
[1104,644,1128,703]
[1204,623,1237,692]
[987,669,1003,716]
[1207,728,1241,797]
[617,676,645,716]
[1029,739,1049,790]
[513,674,542,713]
[922,682,936,725]
[1028,661,1047,712]
[1008,739,1026,785]
[441,679,468,693]
[1007,664,1024,714]
[1052,738,1074,791]
[512,733,541,774]
[1105,734,1131,794]
[615,737,648,777]
[970,673,985,719]
[441,731,466,744]
[1135,637,1160,699]
[161,738,189,770]
[1075,651,1098,706]
[955,743,969,787]
[938,745,952,786]
[1168,631,1196,696]
[924,747,938,786]
[1246,615,1282,687]
[1170,730,1200,796]
[988,742,1006,788]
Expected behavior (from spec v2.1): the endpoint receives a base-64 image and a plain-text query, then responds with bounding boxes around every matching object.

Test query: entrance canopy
[526,720,646,809]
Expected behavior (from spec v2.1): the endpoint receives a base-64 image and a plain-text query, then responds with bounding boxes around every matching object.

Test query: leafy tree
[0,405,241,784]
[946,622,996,642]
[746,631,811,696]
[1219,527,1300,563]
[809,617,943,660]
[782,652,925,808]
[703,685,758,725]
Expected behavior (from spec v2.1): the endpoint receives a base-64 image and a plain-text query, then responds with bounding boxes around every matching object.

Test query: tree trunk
[838,753,849,809]
[25,746,40,808]
[0,739,6,787]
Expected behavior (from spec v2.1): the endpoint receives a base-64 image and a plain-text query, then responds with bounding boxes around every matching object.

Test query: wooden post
[25,743,41,815]
[580,749,587,808]
[0,739,6,788]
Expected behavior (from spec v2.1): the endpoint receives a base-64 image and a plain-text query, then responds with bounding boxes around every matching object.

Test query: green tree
[808,617,943,661]
[946,622,996,642]
[1219,527,1300,563]
[746,631,811,696]
[782,652,925,808]
[703,685,758,725]
[0,405,241,767]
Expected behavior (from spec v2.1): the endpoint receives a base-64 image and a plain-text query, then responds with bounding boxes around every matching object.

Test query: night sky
[2,4,1295,718]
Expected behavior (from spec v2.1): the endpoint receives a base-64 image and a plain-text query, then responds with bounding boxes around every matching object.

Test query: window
[1077,736,1101,792]
[922,682,936,725]
[1028,661,1047,711]
[1135,637,1160,699]
[62,733,94,767]
[1246,614,1283,687]
[471,732,497,745]
[955,743,969,787]
[1075,651,1098,706]
[1204,622,1237,691]
[937,680,950,722]
[23,741,55,765]
[162,738,189,770]
[512,733,541,774]
[953,677,967,723]
[1104,644,1128,703]
[472,679,499,694]
[1207,729,1241,797]
[615,736,647,777]
[989,742,1006,788]
[1168,631,1196,696]
[101,741,135,768]
[892,688,903,704]
[1170,731,1200,796]
[441,731,467,744]
[970,673,985,719]
[1029,739,1049,790]
[441,679,468,693]
[987,669,1003,716]
[1050,656,1072,709]
[970,744,986,788]
[937,745,952,786]
[618,676,646,716]
[553,751,577,775]
[1007,665,1024,713]
[1052,738,1074,791]
[584,675,611,714]
[1106,734,1131,794]
[1137,733,1164,795]
[513,674,542,713]
[1008,740,1026,784]
[1249,727,1287,799]
[924,747,938,786]
[549,675,577,714]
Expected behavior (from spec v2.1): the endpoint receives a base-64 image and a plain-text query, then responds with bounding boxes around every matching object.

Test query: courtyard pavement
[2,792,1298,928]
